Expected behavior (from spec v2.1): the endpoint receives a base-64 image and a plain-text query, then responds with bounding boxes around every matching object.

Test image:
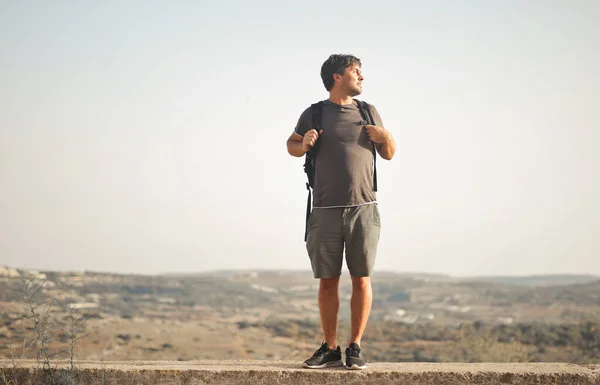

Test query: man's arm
[375,131,396,160]
[365,105,395,160]
[365,125,396,160]
[286,129,322,157]
[287,132,307,157]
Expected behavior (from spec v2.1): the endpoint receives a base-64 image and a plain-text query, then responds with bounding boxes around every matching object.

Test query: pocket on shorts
[364,203,381,227]
[373,204,381,226]
[307,209,319,231]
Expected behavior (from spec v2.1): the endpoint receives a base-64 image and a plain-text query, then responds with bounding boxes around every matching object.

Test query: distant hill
[161,270,599,287]
[6,265,598,287]
[458,274,600,287]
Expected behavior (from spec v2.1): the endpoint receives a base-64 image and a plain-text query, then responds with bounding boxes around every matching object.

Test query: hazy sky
[1,1,598,277]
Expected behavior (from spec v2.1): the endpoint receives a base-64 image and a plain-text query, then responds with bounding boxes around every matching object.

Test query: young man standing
[286,54,396,370]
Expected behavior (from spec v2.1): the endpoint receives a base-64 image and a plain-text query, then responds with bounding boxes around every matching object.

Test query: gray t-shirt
[294,99,385,208]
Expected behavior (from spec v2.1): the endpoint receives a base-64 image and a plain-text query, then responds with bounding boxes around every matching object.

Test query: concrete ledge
[1,360,599,385]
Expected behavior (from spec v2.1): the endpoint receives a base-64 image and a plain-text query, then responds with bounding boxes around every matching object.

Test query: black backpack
[302,99,378,241]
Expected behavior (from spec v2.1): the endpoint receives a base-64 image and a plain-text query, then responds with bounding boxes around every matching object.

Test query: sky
[1,0,598,277]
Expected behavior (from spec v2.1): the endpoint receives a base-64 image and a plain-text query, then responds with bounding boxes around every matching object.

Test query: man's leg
[343,204,380,369]
[349,275,372,346]
[303,208,345,369]
[319,276,340,348]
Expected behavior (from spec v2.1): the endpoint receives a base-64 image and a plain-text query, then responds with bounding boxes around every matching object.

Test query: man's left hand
[364,125,390,144]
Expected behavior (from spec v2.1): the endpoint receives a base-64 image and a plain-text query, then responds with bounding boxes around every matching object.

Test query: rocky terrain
[1,266,599,364]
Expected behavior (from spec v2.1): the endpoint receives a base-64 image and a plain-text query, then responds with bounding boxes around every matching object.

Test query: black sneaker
[302,342,343,369]
[345,342,367,370]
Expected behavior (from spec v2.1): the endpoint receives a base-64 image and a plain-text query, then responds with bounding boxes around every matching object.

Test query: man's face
[339,64,364,96]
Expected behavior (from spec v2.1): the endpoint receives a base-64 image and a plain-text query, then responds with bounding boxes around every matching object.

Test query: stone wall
[1,360,599,384]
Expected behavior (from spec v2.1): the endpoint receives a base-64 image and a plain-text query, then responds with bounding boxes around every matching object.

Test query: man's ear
[333,73,342,83]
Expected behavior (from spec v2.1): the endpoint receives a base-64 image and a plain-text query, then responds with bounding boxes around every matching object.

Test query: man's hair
[320,54,362,91]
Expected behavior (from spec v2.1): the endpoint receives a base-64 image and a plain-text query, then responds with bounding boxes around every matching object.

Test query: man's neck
[328,91,354,106]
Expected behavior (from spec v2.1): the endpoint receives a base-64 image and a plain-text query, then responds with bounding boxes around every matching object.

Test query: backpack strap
[311,101,323,130]
[304,101,324,241]
[355,99,378,192]
[305,101,324,171]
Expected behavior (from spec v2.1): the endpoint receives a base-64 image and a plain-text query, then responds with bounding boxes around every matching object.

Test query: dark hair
[320,54,362,91]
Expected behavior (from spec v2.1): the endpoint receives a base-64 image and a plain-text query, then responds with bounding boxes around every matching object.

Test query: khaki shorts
[306,203,381,279]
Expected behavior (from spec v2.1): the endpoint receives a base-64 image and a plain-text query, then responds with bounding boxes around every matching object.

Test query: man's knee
[350,276,371,290]
[320,276,340,290]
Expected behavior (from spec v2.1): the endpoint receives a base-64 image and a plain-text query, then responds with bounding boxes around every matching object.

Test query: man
[286,54,396,370]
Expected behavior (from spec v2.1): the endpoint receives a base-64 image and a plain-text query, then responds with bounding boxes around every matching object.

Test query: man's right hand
[302,129,323,153]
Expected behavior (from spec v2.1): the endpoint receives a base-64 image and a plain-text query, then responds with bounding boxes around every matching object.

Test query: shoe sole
[346,363,367,370]
[302,360,344,369]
